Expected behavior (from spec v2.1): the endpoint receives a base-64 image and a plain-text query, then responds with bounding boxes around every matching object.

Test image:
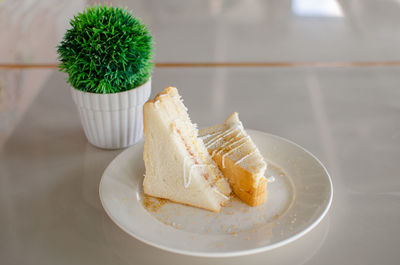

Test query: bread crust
[145,86,178,105]
[143,190,224,212]
[212,153,267,206]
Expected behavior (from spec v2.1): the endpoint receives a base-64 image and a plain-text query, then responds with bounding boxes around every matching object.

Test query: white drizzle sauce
[183,156,190,187]
[187,165,206,187]
[218,135,249,156]
[234,150,256,166]
[175,121,220,189]
[220,124,239,137]
[200,130,220,140]
[211,148,219,158]
[205,124,238,149]
[221,137,250,168]
[230,135,249,148]
[173,118,199,164]
[183,163,217,188]
[201,121,268,187]
[163,92,224,190]
[212,187,229,200]
[211,136,238,157]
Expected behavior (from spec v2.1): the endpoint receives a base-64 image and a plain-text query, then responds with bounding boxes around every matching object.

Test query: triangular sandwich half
[143,87,231,212]
[199,112,267,206]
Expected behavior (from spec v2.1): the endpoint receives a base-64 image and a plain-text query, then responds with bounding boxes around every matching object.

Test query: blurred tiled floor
[2,0,400,64]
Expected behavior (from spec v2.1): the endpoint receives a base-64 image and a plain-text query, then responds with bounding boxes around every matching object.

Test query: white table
[1,1,399,264]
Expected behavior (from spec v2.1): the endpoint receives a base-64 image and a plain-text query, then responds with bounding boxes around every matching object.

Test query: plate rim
[99,129,333,257]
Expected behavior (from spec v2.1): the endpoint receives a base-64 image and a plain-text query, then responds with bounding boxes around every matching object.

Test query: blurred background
[1,0,400,170]
[1,0,400,154]
[2,0,400,64]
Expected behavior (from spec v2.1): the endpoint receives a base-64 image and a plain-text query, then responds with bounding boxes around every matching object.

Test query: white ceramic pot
[71,79,151,149]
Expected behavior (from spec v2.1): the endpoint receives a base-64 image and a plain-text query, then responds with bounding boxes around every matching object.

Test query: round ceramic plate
[99,130,332,257]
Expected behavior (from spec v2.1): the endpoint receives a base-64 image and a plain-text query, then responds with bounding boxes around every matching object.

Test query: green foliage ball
[57,5,153,93]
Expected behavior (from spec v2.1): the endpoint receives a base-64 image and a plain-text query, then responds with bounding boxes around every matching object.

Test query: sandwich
[142,87,231,212]
[199,113,267,206]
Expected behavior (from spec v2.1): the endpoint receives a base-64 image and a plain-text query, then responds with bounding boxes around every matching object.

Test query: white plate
[99,130,332,257]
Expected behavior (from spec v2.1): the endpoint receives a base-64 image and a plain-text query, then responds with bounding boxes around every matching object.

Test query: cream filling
[158,94,229,197]
[212,186,230,200]
[156,96,215,189]
[173,119,225,194]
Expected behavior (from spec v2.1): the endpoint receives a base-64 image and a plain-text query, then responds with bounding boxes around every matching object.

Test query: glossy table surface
[1,0,400,264]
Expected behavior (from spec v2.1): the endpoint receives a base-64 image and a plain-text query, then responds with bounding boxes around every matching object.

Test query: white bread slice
[199,112,267,206]
[143,87,231,212]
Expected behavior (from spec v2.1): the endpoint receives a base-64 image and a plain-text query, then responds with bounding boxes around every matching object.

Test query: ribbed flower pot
[71,79,151,149]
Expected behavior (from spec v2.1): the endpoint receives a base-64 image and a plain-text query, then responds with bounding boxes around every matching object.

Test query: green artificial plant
[57,5,153,93]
